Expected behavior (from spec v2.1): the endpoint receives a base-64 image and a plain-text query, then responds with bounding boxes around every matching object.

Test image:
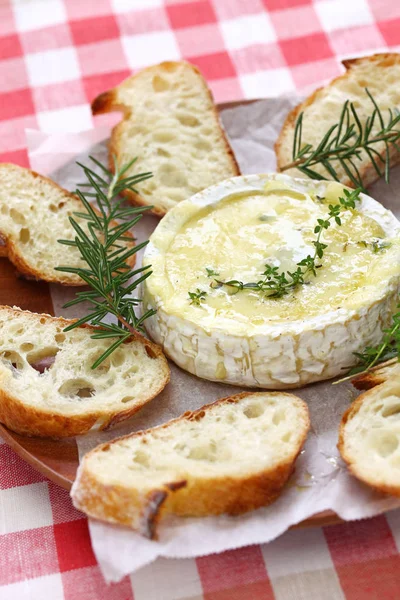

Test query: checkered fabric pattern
[1,0,400,597]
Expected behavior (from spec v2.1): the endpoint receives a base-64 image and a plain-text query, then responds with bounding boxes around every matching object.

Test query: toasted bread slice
[339,377,400,496]
[0,306,169,438]
[0,238,7,257]
[352,359,400,390]
[276,53,400,188]
[71,391,310,538]
[0,164,136,285]
[92,61,240,217]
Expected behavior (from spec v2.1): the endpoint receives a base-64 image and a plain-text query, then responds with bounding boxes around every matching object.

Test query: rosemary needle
[277,90,400,381]
[281,89,400,192]
[56,155,156,369]
[334,308,400,384]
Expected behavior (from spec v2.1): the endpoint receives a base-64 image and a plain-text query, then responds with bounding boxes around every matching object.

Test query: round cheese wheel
[142,174,400,388]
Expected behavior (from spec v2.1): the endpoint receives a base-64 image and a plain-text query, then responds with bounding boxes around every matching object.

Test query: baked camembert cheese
[142,174,400,388]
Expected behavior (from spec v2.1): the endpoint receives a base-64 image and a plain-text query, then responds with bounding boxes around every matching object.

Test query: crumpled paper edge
[25,98,400,582]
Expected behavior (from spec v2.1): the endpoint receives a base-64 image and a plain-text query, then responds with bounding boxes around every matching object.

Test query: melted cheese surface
[149,182,400,334]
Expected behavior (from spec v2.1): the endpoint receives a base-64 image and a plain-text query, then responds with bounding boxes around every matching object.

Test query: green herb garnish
[335,308,400,383]
[281,89,400,191]
[372,240,392,253]
[259,214,276,222]
[56,155,155,369]
[352,309,400,374]
[216,188,361,298]
[188,289,207,306]
[355,239,391,253]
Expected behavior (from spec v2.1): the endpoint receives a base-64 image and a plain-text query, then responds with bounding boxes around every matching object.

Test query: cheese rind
[142,174,400,388]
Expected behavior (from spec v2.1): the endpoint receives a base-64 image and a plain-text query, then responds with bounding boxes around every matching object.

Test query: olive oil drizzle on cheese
[211,186,362,299]
[160,182,399,332]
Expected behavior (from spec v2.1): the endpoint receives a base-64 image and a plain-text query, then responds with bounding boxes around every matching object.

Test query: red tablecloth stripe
[1,0,400,598]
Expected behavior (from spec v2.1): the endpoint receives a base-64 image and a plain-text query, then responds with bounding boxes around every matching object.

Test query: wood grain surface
[0,256,80,486]
[0,257,54,314]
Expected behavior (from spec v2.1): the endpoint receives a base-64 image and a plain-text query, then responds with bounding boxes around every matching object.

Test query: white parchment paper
[27,97,400,582]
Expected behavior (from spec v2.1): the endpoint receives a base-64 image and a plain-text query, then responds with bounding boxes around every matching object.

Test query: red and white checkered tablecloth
[2,0,400,598]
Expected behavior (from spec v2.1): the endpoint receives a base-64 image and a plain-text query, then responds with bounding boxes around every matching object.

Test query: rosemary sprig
[334,308,400,384]
[216,188,361,299]
[353,310,400,373]
[281,89,400,191]
[56,156,156,369]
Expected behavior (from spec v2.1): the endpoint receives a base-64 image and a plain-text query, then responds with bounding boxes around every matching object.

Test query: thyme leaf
[206,267,219,277]
[216,188,362,299]
[188,289,207,305]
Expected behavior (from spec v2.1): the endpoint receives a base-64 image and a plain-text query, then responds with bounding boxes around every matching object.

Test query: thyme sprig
[281,89,400,191]
[215,188,361,299]
[188,289,207,305]
[55,156,155,369]
[206,267,219,277]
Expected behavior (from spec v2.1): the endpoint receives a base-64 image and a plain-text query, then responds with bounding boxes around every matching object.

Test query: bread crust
[91,61,241,218]
[338,383,400,497]
[72,392,310,538]
[351,358,399,390]
[0,164,136,285]
[0,234,7,257]
[0,306,169,438]
[275,53,400,188]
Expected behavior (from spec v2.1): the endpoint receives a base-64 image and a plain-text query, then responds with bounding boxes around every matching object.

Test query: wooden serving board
[0,101,342,528]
